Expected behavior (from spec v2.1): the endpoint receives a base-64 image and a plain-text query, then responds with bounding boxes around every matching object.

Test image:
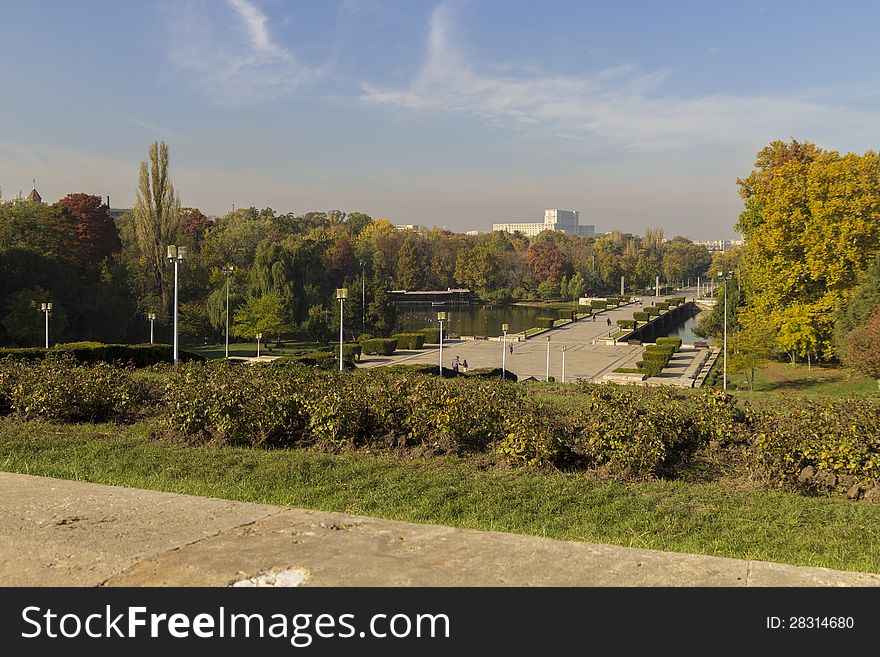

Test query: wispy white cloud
[164,0,319,104]
[125,117,180,138]
[361,2,874,153]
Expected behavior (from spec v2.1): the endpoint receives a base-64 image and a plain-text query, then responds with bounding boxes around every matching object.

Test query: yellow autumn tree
[735,140,880,362]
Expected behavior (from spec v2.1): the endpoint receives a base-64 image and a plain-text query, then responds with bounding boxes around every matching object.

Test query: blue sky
[2,0,880,238]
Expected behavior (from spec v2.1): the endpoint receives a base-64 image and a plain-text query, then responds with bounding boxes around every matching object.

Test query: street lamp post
[546,336,551,381]
[147,313,156,344]
[40,302,52,348]
[256,332,262,359]
[360,261,366,336]
[167,245,188,365]
[561,345,567,383]
[222,265,235,358]
[718,270,733,391]
[336,288,348,371]
[437,312,447,376]
[501,323,509,380]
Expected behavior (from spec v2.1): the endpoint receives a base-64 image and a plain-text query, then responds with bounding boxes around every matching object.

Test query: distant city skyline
[3,1,880,239]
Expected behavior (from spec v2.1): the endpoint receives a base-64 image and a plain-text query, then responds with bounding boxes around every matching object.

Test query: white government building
[493,209,595,237]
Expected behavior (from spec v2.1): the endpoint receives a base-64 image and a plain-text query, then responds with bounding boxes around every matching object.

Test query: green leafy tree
[396,232,431,290]
[728,319,780,390]
[833,254,880,357]
[231,292,293,341]
[567,272,586,300]
[306,304,332,343]
[2,287,69,346]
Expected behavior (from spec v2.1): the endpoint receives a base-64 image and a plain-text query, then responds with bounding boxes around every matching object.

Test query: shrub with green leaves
[360,338,398,355]
[645,306,661,317]
[495,403,569,467]
[590,300,607,311]
[656,302,670,311]
[655,337,682,351]
[617,320,636,329]
[8,356,155,422]
[633,311,650,322]
[752,398,880,488]
[418,328,441,344]
[535,317,556,329]
[391,333,426,350]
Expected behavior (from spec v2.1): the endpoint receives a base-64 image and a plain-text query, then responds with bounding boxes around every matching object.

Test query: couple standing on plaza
[451,355,468,373]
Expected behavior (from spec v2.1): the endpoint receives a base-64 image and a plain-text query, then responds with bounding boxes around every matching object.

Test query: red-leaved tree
[843,306,880,390]
[57,193,121,271]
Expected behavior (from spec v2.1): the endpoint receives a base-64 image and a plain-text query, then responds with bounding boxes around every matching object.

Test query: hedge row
[360,338,398,355]
[391,333,426,350]
[656,302,670,311]
[0,342,203,367]
[4,357,879,490]
[535,317,556,329]
[632,311,650,322]
[0,357,157,422]
[589,300,608,311]
[161,362,547,462]
[616,320,637,329]
[655,337,682,351]
[645,306,662,317]
[418,328,441,344]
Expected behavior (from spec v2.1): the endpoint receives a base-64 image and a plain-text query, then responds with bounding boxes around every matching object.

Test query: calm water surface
[395,304,702,340]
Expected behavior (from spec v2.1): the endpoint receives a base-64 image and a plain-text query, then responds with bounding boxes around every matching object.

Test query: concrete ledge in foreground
[1,473,877,587]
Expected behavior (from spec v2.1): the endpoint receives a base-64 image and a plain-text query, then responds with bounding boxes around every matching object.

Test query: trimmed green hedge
[391,333,426,350]
[655,337,682,352]
[632,311,650,322]
[0,342,203,367]
[645,306,662,317]
[360,338,398,355]
[535,317,556,329]
[612,367,645,376]
[277,352,355,370]
[656,302,670,311]
[465,367,518,381]
[616,320,637,329]
[418,328,441,344]
[589,300,607,310]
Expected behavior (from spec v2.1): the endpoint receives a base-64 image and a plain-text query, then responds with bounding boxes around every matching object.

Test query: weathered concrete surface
[2,473,878,587]
[0,472,276,586]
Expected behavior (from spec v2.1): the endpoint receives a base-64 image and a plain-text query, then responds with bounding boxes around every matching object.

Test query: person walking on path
[509,342,514,355]
[451,355,460,372]
[606,317,611,327]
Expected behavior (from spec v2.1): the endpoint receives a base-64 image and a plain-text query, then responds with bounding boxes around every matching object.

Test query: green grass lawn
[2,419,880,574]
[719,361,879,403]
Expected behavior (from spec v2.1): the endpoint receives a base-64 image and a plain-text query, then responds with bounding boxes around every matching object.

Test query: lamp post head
[177,246,188,261]
[336,288,348,300]
[546,336,551,342]
[501,323,509,332]
[167,245,177,260]
[223,265,234,274]
[256,333,262,340]
[437,311,447,321]
[148,312,156,321]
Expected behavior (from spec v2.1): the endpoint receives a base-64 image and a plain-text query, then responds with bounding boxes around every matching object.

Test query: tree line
[1,141,712,347]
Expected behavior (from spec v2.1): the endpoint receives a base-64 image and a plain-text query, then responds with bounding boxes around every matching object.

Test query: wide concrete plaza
[360,292,703,383]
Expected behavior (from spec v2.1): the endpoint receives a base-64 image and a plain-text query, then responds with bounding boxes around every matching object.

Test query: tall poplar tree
[132,141,180,313]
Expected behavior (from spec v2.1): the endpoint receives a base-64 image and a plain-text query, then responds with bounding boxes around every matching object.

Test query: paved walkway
[2,473,877,587]
[361,292,703,383]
